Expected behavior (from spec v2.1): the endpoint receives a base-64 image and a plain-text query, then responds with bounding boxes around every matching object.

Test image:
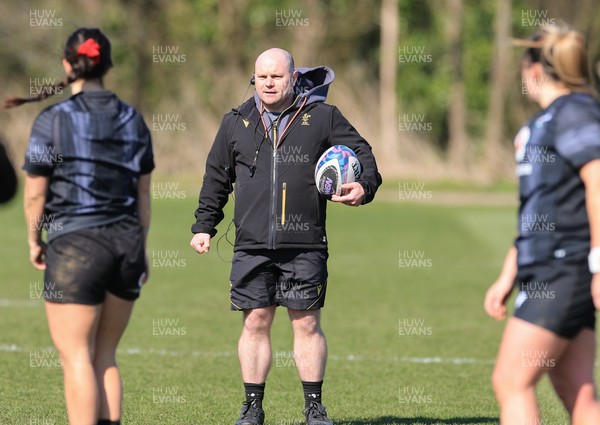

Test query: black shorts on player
[44,217,145,305]
[513,260,596,339]
[229,249,328,311]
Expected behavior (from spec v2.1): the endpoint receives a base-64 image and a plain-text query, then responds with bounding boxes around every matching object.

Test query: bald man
[190,48,381,425]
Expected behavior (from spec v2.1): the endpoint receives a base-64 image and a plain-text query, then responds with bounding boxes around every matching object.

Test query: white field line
[0,343,494,365]
[0,300,497,365]
[0,299,41,307]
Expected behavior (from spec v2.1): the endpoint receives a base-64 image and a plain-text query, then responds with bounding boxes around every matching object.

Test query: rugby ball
[315,145,361,197]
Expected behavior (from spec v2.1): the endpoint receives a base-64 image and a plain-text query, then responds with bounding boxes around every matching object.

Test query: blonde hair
[513,25,592,94]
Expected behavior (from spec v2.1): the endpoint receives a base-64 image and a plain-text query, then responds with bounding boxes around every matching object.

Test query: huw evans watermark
[29,9,63,28]
[399,386,433,404]
[152,114,187,132]
[398,182,433,200]
[398,45,432,64]
[399,250,432,268]
[275,10,309,27]
[152,318,187,336]
[152,46,187,64]
[398,318,433,336]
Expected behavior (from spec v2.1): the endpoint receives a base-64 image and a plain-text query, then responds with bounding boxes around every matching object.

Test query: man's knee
[289,310,321,337]
[243,308,274,334]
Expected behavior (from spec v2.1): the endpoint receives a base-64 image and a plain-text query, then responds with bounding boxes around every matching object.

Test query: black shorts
[44,217,145,305]
[514,261,596,339]
[229,249,328,311]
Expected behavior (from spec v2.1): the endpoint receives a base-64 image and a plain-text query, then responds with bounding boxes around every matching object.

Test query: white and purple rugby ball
[315,145,362,197]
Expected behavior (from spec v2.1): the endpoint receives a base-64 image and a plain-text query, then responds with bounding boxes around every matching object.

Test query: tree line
[2,0,599,180]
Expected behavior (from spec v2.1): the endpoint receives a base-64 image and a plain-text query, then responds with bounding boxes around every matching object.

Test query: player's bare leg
[45,302,101,425]
[94,293,135,422]
[289,308,332,424]
[288,309,327,381]
[236,306,275,424]
[238,306,276,383]
[548,328,600,425]
[492,317,568,425]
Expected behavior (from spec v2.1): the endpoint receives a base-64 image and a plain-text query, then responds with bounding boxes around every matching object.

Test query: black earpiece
[250,74,255,85]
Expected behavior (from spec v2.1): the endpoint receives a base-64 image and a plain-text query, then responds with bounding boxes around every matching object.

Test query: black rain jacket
[192,66,382,251]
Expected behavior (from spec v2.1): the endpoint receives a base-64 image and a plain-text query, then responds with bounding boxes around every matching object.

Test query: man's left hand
[331,182,364,206]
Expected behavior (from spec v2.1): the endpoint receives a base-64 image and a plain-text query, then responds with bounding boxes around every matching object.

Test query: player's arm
[23,109,56,265]
[484,246,517,320]
[190,116,235,254]
[137,173,151,283]
[580,159,600,309]
[328,106,382,206]
[24,173,49,270]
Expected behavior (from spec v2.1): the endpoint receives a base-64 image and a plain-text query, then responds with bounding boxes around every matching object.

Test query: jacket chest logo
[301,113,311,126]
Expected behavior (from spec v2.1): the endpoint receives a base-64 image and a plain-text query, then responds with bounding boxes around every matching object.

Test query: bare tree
[379,0,402,172]
[292,0,325,65]
[484,0,512,179]
[115,0,161,111]
[445,0,469,173]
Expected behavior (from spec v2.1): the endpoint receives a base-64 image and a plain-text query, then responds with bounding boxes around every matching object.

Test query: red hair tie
[77,39,101,65]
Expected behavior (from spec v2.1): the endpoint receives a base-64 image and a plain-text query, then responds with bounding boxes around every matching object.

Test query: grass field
[0,185,577,424]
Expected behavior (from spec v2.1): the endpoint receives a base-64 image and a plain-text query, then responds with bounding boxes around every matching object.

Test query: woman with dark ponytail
[485,25,600,424]
[6,29,113,108]
[8,28,154,425]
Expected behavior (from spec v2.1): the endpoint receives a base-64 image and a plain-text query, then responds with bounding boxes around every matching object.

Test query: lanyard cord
[259,97,308,147]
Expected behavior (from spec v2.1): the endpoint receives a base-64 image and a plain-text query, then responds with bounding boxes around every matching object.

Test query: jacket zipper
[269,124,278,249]
[267,101,300,249]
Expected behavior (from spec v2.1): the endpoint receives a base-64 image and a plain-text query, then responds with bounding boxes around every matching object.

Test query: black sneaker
[234,400,265,425]
[304,401,333,425]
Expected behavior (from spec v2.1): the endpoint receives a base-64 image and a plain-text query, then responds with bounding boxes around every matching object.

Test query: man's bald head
[255,48,295,75]
[253,48,298,112]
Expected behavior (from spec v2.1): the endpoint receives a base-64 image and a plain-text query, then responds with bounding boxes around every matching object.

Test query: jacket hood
[294,66,335,104]
[253,65,335,109]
